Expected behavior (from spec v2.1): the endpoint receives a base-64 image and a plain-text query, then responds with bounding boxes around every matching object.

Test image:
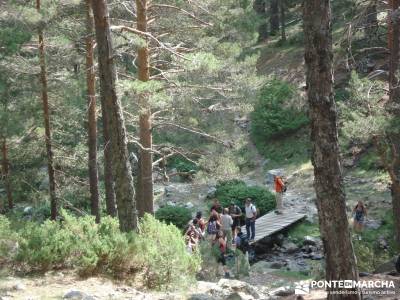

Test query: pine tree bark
[365,0,378,41]
[254,0,269,42]
[85,0,100,223]
[37,0,57,220]
[91,0,138,231]
[386,0,400,244]
[280,0,286,41]
[136,0,154,217]
[101,103,117,217]
[270,0,280,35]
[1,137,13,210]
[303,1,361,299]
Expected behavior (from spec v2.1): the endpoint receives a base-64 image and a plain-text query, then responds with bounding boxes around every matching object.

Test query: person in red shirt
[274,175,285,214]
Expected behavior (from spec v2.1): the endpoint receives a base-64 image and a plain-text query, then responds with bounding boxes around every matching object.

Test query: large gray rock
[12,282,26,291]
[63,290,88,300]
[281,240,299,254]
[207,186,217,199]
[218,279,260,299]
[273,287,295,297]
[225,292,254,300]
[188,294,215,300]
[265,169,284,185]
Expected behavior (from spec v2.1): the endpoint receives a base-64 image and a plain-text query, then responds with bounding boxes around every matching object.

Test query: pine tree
[37,0,57,220]
[85,0,100,223]
[303,0,360,298]
[91,0,138,231]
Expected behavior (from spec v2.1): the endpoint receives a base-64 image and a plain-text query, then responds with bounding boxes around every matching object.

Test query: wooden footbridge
[241,210,307,243]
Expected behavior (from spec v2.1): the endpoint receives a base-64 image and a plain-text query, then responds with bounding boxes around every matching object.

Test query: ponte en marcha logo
[295,280,396,295]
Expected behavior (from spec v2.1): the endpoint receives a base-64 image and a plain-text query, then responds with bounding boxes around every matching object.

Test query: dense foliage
[0,212,200,289]
[251,79,309,144]
[215,179,275,215]
[155,205,193,230]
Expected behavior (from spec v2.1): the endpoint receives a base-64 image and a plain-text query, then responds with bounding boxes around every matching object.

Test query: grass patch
[256,128,310,171]
[352,212,398,272]
[287,221,320,245]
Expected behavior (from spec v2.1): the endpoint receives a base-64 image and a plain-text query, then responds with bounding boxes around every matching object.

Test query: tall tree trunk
[270,0,280,35]
[365,0,378,42]
[102,104,117,217]
[280,0,286,41]
[1,137,13,210]
[254,0,268,42]
[37,0,57,220]
[386,0,400,244]
[136,0,154,218]
[303,1,361,299]
[91,0,138,231]
[85,0,100,223]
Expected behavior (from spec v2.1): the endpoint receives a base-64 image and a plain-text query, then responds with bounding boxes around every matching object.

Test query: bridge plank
[240,210,306,243]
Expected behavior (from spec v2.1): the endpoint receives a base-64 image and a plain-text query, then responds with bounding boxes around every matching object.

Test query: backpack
[207,221,217,234]
[251,205,258,218]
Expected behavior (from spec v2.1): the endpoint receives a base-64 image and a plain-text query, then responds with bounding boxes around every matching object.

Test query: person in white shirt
[221,208,233,249]
[244,198,256,242]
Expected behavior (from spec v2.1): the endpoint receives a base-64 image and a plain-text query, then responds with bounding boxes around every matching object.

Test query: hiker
[210,198,223,214]
[353,200,367,232]
[206,213,220,240]
[244,198,256,242]
[213,230,230,278]
[274,174,286,214]
[234,226,250,253]
[185,219,201,252]
[229,202,242,237]
[221,208,234,249]
[195,211,206,234]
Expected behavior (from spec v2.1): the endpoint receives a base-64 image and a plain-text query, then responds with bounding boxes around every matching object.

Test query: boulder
[217,279,260,299]
[303,236,320,246]
[185,202,194,209]
[188,294,215,300]
[273,287,295,297]
[270,262,285,269]
[265,169,284,184]
[377,235,389,250]
[23,207,33,215]
[207,186,217,199]
[281,241,299,254]
[310,253,323,260]
[12,282,26,291]
[63,290,88,300]
[225,292,254,300]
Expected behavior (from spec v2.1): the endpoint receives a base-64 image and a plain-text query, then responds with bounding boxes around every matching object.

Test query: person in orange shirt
[274,175,285,214]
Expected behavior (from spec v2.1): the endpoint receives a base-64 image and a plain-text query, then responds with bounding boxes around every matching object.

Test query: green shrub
[136,214,201,289]
[250,79,309,143]
[155,205,193,230]
[215,180,275,215]
[168,156,198,173]
[0,216,18,261]
[15,211,137,275]
[3,212,200,289]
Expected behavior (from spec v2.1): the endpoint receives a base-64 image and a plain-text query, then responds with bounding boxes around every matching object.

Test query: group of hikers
[184,174,287,278]
[182,171,391,277]
[184,198,254,278]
